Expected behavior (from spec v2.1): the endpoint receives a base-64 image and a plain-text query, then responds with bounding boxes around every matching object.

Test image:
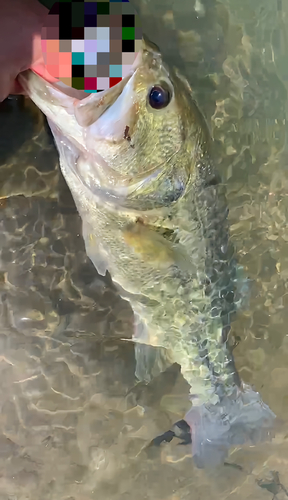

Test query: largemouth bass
[19,37,275,468]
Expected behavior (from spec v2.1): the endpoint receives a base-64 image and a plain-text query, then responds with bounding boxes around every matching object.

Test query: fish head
[19,37,210,209]
[79,36,210,196]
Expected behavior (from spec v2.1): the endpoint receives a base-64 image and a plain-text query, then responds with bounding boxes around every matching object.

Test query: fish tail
[184,385,275,468]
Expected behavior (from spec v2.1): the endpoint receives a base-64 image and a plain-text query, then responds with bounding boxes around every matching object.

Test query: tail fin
[185,385,275,468]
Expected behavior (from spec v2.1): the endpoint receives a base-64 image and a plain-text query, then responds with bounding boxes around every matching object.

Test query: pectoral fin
[82,223,109,276]
[132,314,174,383]
[123,221,193,272]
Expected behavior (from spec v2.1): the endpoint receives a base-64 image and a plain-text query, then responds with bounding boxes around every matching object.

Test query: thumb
[30,35,59,83]
[0,72,17,102]
[31,62,59,83]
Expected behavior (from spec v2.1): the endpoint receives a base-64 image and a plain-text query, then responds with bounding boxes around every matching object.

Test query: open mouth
[44,42,145,102]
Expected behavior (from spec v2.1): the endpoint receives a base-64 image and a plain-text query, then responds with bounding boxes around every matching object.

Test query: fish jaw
[19,70,86,150]
[18,69,135,152]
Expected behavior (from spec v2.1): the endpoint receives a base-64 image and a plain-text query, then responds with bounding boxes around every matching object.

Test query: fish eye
[148,83,172,110]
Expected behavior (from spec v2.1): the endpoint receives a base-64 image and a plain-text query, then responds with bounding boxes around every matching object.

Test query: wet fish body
[19,38,275,468]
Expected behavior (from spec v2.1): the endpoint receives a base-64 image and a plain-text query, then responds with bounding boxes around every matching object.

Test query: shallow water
[1,0,288,498]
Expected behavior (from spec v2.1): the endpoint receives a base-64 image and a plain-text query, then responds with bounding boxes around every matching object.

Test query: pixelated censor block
[41,0,142,93]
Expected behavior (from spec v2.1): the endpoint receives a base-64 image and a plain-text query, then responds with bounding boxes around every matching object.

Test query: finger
[10,79,26,95]
[31,61,59,83]
[0,73,15,102]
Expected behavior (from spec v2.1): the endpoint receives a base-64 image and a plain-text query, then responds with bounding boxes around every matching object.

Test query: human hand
[0,0,52,102]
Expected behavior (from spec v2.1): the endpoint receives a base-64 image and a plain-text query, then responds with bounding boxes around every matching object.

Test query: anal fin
[135,343,175,383]
[133,316,174,383]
